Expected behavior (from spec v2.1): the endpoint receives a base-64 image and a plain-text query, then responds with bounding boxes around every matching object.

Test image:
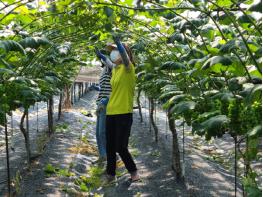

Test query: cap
[105,42,117,51]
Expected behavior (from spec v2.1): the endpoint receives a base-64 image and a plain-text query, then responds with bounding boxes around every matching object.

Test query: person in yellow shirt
[101,36,140,184]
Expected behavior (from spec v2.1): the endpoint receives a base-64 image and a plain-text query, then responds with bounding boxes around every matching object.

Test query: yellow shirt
[106,64,136,115]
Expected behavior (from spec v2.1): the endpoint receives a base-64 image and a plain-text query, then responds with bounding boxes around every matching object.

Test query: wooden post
[74,83,76,103]
[144,92,147,126]
[78,83,81,101]
[70,84,74,105]
[82,83,84,97]
[148,97,151,133]
[58,92,63,120]
[47,97,54,135]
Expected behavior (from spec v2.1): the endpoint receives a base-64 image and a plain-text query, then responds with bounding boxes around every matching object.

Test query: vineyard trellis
[0,79,94,194]
[0,0,261,196]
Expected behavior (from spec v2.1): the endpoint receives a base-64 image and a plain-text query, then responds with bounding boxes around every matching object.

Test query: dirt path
[1,91,245,197]
[99,109,242,197]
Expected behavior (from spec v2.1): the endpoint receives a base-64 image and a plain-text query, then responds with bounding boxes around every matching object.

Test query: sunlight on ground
[68,144,98,156]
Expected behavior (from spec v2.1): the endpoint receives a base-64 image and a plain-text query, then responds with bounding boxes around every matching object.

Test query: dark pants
[106,113,137,176]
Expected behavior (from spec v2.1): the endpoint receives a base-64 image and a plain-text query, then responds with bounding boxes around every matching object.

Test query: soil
[0,91,252,197]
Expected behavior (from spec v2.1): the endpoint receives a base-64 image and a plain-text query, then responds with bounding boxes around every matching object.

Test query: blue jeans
[96,107,107,158]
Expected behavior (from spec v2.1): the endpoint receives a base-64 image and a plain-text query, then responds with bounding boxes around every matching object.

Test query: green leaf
[104,23,112,31]
[238,13,255,24]
[19,37,51,49]
[17,14,33,24]
[144,73,155,81]
[161,84,178,92]
[216,0,233,7]
[201,115,230,140]
[0,58,12,69]
[203,90,219,97]
[162,94,187,109]
[218,12,235,25]
[159,90,181,101]
[188,48,206,59]
[248,125,261,138]
[188,56,209,69]
[201,25,215,41]
[189,0,205,6]
[179,18,206,32]
[248,66,262,78]
[104,6,114,17]
[202,56,233,71]
[246,186,262,197]
[198,111,221,120]
[80,182,89,192]
[0,68,14,75]
[167,33,185,44]
[160,61,186,70]
[246,84,262,105]
[207,46,219,55]
[0,40,26,55]
[248,43,259,53]
[228,77,247,91]
[220,39,247,54]
[212,92,234,102]
[170,101,196,115]
[44,164,56,174]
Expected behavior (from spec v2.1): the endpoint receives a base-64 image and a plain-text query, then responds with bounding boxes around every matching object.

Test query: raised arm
[113,36,131,68]
[95,48,116,69]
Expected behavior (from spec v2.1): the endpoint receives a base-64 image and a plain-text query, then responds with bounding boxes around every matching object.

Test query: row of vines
[0,0,261,196]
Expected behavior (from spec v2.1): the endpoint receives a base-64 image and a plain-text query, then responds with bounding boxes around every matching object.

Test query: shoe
[101,174,116,186]
[116,154,121,161]
[130,171,141,182]
[116,160,124,168]
[92,156,106,165]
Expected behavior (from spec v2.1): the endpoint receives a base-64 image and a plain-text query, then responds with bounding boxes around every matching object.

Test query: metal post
[182,120,185,177]
[36,103,39,132]
[154,100,157,124]
[148,97,151,133]
[234,136,237,197]
[165,110,168,140]
[144,92,147,126]
[4,112,11,196]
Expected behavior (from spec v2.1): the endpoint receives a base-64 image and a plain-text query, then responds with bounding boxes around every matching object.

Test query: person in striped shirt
[94,49,113,164]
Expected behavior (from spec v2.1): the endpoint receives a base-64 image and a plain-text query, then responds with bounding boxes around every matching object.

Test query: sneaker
[116,154,121,162]
[116,160,124,168]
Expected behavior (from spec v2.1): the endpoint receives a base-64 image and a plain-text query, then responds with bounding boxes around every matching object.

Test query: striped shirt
[96,67,112,104]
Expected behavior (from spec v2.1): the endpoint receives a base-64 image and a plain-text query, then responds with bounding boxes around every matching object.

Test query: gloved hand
[94,85,101,91]
[100,97,109,106]
[96,103,105,116]
[95,47,107,62]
